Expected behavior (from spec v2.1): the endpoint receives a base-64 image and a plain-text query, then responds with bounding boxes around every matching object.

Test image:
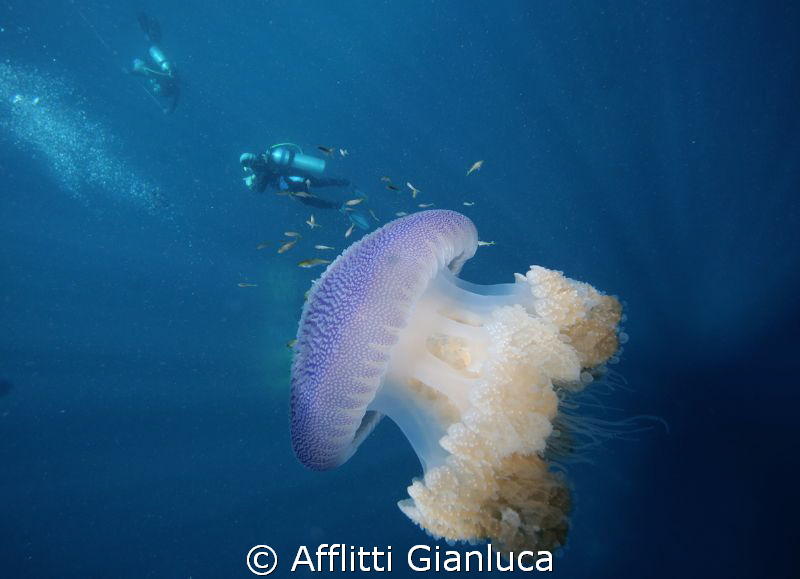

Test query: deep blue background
[1,1,798,577]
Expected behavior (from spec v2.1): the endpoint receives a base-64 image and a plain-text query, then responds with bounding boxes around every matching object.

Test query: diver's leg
[296,196,341,210]
[164,87,179,114]
[137,12,162,44]
[307,177,351,188]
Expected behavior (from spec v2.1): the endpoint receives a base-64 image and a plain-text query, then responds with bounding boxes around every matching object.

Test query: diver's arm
[254,172,276,193]
[139,66,173,77]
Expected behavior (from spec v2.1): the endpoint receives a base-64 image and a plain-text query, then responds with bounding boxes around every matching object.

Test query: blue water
[1,1,798,577]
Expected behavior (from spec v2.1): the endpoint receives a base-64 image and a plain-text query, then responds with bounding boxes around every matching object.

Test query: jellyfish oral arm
[369,264,622,551]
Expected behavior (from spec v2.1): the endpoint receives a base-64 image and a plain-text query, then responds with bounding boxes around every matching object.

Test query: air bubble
[0,62,165,211]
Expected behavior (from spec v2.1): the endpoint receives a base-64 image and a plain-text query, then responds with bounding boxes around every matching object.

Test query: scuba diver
[130,12,180,114]
[239,144,354,210]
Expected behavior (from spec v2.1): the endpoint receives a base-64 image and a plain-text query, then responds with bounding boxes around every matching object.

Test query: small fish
[380,176,392,182]
[406,182,421,198]
[256,242,269,250]
[284,231,301,238]
[278,240,297,254]
[344,198,365,206]
[466,160,484,176]
[298,258,332,268]
[369,209,379,222]
[317,145,335,155]
[314,245,335,250]
[306,214,321,229]
[418,203,434,208]
[345,223,355,238]
[286,338,297,348]
[477,240,496,247]
[463,201,475,206]
[238,282,258,288]
[339,148,348,157]
[395,211,408,217]
[386,184,400,191]
[293,191,315,199]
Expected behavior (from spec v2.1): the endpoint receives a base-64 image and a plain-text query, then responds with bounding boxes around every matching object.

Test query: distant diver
[239,144,356,212]
[130,12,180,114]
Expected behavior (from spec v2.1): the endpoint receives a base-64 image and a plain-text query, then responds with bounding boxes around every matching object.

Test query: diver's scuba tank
[148,45,172,74]
[268,145,326,176]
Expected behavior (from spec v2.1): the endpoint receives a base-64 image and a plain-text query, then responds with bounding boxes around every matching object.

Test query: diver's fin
[137,12,162,44]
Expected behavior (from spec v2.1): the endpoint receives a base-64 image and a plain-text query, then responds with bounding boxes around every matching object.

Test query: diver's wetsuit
[247,156,349,209]
[134,13,180,114]
[132,64,180,113]
[152,73,180,113]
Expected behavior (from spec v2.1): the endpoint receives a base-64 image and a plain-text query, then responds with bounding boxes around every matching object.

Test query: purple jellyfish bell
[290,210,479,470]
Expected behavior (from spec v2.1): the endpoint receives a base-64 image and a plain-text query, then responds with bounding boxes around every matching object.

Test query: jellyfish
[290,210,622,553]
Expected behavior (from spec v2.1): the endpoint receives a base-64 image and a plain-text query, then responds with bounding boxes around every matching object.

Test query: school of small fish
[250,149,497,290]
